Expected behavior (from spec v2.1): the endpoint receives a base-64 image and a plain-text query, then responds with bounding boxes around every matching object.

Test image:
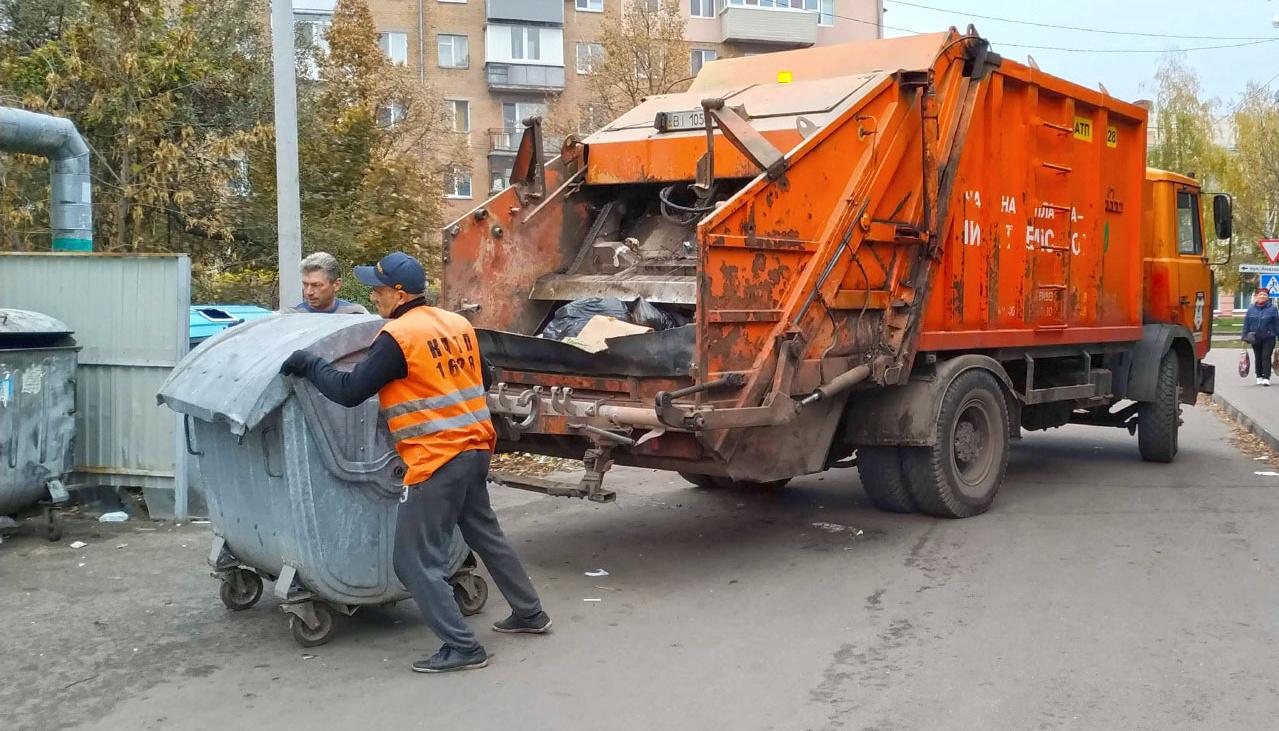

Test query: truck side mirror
[1213,194,1233,240]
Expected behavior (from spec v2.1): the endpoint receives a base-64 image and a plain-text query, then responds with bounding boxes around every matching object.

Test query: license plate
[654,109,705,133]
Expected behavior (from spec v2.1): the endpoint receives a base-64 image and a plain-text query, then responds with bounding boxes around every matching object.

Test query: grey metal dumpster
[0,309,76,543]
[157,314,488,647]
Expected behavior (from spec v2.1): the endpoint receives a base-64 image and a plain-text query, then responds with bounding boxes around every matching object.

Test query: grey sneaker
[492,611,552,634]
[411,645,489,674]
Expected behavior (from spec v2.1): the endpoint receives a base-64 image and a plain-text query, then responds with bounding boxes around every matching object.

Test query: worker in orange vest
[280,251,549,674]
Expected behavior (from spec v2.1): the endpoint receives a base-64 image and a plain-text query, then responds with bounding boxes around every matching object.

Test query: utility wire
[833,10,1279,54]
[885,0,1277,41]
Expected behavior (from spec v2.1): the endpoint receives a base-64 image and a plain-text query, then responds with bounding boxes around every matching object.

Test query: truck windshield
[1176,191,1203,255]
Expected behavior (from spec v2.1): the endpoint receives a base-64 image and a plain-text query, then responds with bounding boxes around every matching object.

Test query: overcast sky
[879,0,1279,108]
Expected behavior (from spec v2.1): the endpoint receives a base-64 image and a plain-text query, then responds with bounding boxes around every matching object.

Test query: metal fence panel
[0,253,190,517]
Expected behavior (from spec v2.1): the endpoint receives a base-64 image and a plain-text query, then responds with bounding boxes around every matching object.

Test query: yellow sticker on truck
[1073,116,1093,142]
[1105,125,1118,148]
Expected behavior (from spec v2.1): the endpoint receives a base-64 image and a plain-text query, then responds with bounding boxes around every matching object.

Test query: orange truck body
[441,30,1219,515]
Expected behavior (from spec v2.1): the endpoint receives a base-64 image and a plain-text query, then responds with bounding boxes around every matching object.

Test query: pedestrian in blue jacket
[1242,288,1279,386]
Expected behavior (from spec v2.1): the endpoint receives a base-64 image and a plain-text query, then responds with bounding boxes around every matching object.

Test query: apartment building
[293,0,883,218]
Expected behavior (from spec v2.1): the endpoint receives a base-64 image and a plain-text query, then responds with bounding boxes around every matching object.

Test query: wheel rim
[950,396,996,498]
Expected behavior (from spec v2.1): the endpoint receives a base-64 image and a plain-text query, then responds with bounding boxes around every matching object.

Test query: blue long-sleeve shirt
[1243,302,1279,342]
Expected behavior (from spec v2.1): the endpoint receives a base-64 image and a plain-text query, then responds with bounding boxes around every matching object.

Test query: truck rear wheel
[901,370,1009,518]
[855,447,917,513]
[1137,352,1180,463]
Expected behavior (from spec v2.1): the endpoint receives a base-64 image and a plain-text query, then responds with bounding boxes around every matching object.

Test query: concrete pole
[271,0,303,309]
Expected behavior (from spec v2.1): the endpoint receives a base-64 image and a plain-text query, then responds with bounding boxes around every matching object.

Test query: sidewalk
[1204,346,1279,453]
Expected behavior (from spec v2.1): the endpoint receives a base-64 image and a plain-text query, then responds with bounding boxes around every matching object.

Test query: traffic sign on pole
[1263,274,1279,295]
[1240,264,1279,274]
[1261,239,1279,263]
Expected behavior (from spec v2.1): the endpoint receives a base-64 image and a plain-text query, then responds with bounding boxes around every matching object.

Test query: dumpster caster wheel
[219,568,263,611]
[44,507,63,543]
[289,604,336,647]
[453,575,489,616]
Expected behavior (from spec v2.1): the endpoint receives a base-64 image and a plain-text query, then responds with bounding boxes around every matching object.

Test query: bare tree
[589,0,688,120]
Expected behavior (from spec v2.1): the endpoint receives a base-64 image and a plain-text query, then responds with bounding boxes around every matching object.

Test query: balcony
[486,0,563,25]
[486,62,565,92]
[719,5,818,47]
[488,128,564,157]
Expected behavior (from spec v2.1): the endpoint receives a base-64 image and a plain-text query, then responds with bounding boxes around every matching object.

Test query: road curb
[1210,391,1279,455]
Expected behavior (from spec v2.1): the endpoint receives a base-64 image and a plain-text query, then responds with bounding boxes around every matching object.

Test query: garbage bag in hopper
[541,297,630,340]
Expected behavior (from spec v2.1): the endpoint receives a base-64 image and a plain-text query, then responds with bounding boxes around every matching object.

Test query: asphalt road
[3,403,1278,730]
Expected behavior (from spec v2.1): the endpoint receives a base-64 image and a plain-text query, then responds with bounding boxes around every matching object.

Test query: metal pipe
[800,364,872,406]
[0,107,92,250]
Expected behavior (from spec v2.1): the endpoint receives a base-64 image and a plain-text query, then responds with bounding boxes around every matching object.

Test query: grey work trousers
[392,449,542,653]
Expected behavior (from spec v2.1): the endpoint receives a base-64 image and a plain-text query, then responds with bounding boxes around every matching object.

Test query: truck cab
[1142,169,1230,361]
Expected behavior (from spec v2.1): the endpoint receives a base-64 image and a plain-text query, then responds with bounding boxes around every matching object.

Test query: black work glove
[280,350,315,377]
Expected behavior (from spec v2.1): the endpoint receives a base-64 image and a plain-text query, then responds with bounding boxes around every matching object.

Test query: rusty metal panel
[915,59,1147,351]
[0,253,191,517]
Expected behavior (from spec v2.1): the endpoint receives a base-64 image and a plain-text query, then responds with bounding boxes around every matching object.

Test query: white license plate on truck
[654,110,705,132]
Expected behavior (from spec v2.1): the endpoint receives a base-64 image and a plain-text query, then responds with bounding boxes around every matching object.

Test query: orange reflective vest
[378,306,496,485]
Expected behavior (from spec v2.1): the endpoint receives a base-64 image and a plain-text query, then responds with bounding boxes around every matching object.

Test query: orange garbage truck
[440,28,1227,518]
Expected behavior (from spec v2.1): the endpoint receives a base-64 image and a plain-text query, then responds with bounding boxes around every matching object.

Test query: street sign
[1262,239,1279,263]
[1262,274,1279,295]
[1239,264,1279,274]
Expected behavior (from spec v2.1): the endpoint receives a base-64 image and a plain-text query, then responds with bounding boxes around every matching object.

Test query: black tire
[856,447,917,513]
[901,370,1010,518]
[1138,352,1180,463]
[289,604,336,648]
[678,472,790,489]
[45,507,63,543]
[453,574,489,616]
[219,568,264,611]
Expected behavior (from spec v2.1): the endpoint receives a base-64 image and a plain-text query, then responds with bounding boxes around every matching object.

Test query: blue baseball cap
[353,252,427,294]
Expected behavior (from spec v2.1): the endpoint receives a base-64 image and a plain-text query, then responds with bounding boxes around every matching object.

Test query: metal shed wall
[0,253,191,517]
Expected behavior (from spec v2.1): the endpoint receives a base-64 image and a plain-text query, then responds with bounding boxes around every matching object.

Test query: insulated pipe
[0,107,93,250]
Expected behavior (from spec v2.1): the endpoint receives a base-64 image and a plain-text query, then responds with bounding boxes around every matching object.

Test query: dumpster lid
[158,313,385,435]
[0,308,75,348]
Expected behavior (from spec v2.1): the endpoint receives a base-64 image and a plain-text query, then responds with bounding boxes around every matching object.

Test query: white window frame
[437,33,469,68]
[379,31,408,65]
[575,41,603,75]
[377,102,406,129]
[818,0,834,26]
[438,0,466,4]
[690,48,716,75]
[446,99,470,133]
[575,0,604,12]
[445,165,473,199]
[690,0,714,18]
[509,25,541,61]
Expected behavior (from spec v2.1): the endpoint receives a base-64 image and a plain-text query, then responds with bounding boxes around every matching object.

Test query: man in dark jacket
[1242,287,1279,386]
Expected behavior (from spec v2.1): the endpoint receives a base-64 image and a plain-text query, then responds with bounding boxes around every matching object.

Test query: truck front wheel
[901,370,1010,518]
[1137,352,1180,463]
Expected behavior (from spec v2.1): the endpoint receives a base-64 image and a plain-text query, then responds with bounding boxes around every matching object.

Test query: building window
[576,0,604,11]
[437,33,469,68]
[376,102,406,128]
[576,42,603,75]
[448,99,470,133]
[379,31,408,65]
[445,165,473,199]
[690,48,717,75]
[503,101,548,132]
[819,0,834,26]
[691,0,714,17]
[578,104,609,136]
[510,25,541,61]
[295,14,331,80]
[490,165,511,193]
